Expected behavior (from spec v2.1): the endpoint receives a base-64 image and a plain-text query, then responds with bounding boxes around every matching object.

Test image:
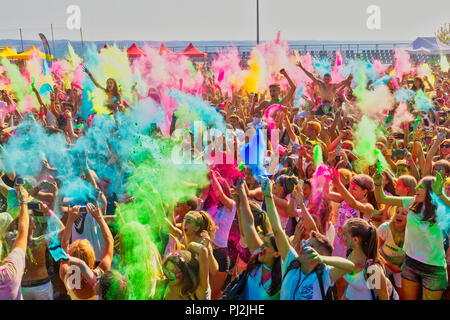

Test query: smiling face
[106,79,115,92]
[323,74,332,84]
[440,141,450,156]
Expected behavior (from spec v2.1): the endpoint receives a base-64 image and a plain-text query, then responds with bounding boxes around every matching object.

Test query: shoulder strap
[315,264,327,300]
[282,258,301,281]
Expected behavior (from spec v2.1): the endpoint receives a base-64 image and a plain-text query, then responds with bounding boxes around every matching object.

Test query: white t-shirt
[244,249,280,300]
[378,222,405,266]
[402,198,446,267]
[209,201,236,248]
[0,248,25,300]
[280,246,334,300]
[71,211,105,262]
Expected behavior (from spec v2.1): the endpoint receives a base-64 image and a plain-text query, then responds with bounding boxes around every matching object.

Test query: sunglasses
[441,144,450,148]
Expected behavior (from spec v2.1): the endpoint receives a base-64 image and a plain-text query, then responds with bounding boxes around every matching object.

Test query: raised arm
[61,205,80,252]
[13,188,30,252]
[236,181,264,253]
[209,170,234,211]
[187,242,209,299]
[296,61,320,84]
[292,185,318,233]
[424,128,446,176]
[280,69,297,106]
[86,203,114,272]
[372,173,410,207]
[331,171,374,219]
[83,66,105,91]
[261,178,290,260]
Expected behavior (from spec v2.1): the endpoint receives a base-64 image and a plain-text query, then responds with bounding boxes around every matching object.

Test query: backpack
[283,258,335,300]
[219,271,249,300]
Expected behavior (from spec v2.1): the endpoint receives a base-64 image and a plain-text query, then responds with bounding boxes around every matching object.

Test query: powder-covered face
[349,181,367,201]
[182,213,199,236]
[269,86,280,99]
[257,235,278,265]
[414,183,427,203]
[440,142,450,156]
[395,179,411,196]
[396,165,409,177]
[107,79,115,91]
[393,207,408,228]
[163,261,183,285]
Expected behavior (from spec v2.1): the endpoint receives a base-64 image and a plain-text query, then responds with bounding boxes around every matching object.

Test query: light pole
[256,0,260,45]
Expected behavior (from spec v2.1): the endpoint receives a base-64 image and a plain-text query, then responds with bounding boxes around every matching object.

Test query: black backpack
[219,271,249,300]
[283,259,335,300]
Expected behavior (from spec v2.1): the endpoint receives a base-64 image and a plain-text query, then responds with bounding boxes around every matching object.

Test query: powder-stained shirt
[0,248,25,300]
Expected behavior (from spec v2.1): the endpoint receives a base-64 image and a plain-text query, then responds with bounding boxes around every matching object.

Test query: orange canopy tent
[179,43,208,58]
[159,43,177,55]
[0,46,18,59]
[127,43,146,58]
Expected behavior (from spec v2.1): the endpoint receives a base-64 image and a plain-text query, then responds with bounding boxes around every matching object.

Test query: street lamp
[256,0,260,45]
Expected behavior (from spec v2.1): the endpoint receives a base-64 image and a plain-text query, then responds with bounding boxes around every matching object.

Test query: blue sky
[0,0,448,41]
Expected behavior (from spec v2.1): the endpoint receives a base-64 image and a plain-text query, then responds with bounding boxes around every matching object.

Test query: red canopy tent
[159,43,177,55]
[98,44,109,53]
[180,43,208,58]
[127,43,146,58]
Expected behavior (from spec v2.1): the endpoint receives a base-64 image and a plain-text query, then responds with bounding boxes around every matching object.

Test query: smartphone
[16,178,25,186]
[48,244,69,262]
[28,202,41,210]
[392,149,407,157]
[79,206,87,213]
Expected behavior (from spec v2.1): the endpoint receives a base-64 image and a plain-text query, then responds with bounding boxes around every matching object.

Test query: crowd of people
[0,41,449,300]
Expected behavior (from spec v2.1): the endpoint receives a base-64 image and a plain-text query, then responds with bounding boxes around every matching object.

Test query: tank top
[343,269,373,300]
[333,201,360,257]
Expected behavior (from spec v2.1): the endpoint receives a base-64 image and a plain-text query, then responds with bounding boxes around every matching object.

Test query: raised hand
[261,177,273,198]
[86,202,102,220]
[372,172,383,187]
[303,246,323,263]
[68,205,81,220]
[199,230,211,248]
[330,167,341,185]
[431,171,444,195]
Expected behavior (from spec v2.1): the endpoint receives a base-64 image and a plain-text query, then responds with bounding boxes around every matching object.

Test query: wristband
[408,159,414,163]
